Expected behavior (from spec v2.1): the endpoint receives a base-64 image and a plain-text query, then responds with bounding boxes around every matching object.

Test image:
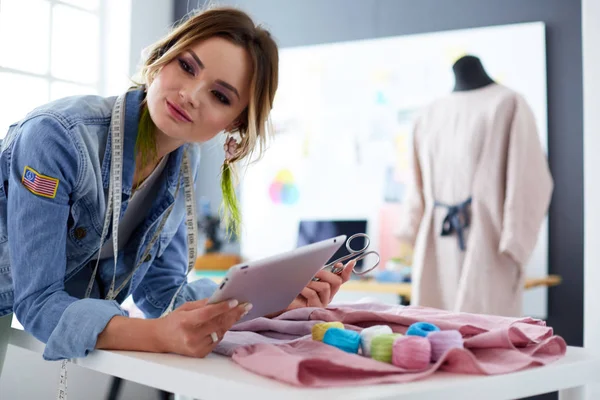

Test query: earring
[224,133,241,162]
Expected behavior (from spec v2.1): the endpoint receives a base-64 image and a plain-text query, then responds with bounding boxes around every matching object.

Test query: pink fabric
[214,303,566,387]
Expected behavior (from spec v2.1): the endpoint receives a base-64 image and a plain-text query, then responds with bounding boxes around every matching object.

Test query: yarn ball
[312,321,345,341]
[406,322,440,337]
[323,328,361,354]
[392,335,432,370]
[360,325,393,357]
[370,333,403,363]
[427,330,464,362]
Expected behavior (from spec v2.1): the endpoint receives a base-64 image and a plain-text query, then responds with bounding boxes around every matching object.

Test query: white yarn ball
[360,325,393,357]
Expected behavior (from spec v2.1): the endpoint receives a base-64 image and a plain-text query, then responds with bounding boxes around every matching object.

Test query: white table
[7,327,600,400]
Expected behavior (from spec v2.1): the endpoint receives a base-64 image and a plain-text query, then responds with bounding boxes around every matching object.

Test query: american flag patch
[22,166,59,199]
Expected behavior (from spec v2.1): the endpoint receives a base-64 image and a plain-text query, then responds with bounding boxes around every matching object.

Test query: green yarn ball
[370,333,403,363]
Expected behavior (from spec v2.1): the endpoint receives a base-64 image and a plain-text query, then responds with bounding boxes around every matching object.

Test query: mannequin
[452,55,495,92]
[395,54,553,316]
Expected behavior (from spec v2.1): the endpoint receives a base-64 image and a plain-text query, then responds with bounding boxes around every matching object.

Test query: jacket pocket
[67,197,102,258]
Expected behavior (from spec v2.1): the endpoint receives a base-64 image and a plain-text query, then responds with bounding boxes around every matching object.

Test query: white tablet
[208,235,346,324]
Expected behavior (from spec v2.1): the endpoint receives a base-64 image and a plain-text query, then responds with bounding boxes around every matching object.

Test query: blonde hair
[137,6,279,164]
[135,6,279,235]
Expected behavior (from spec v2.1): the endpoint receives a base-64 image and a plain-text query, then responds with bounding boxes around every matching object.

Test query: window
[0,0,131,137]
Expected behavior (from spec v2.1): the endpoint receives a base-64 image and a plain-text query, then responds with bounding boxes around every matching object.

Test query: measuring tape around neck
[58,93,198,399]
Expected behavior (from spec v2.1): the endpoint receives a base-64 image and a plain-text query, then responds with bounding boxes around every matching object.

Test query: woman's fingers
[187,299,240,327]
[305,280,331,305]
[299,287,323,307]
[340,260,356,282]
[180,302,252,357]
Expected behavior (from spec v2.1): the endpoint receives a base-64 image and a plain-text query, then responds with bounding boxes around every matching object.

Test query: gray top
[97,155,169,260]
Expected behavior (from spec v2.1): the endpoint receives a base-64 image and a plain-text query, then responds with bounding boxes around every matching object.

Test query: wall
[582,0,600,398]
[174,0,583,344]
[129,0,174,77]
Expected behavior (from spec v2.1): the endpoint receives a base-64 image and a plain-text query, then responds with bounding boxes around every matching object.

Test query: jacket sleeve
[498,97,554,265]
[131,218,218,318]
[8,115,127,361]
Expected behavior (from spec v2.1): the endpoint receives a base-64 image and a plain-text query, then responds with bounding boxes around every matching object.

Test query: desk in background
[192,270,563,303]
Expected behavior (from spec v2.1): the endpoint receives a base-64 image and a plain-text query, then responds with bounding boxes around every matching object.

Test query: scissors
[312,233,381,281]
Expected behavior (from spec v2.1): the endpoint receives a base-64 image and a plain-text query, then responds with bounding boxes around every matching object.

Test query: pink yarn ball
[427,330,464,362]
[392,335,431,370]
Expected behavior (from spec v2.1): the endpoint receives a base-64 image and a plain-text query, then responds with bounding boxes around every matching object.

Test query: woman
[0,6,354,371]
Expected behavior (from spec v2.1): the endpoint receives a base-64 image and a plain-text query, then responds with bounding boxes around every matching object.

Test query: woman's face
[146,36,252,147]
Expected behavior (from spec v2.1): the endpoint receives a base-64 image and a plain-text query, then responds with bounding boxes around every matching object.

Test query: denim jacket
[0,89,217,360]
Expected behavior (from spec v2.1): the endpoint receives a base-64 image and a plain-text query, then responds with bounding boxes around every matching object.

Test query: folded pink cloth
[214,303,566,387]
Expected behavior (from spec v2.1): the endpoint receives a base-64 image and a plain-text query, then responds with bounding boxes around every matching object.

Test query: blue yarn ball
[406,322,440,337]
[323,328,361,354]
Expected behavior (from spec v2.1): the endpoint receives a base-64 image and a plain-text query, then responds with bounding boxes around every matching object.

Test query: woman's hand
[286,260,355,310]
[156,298,252,358]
